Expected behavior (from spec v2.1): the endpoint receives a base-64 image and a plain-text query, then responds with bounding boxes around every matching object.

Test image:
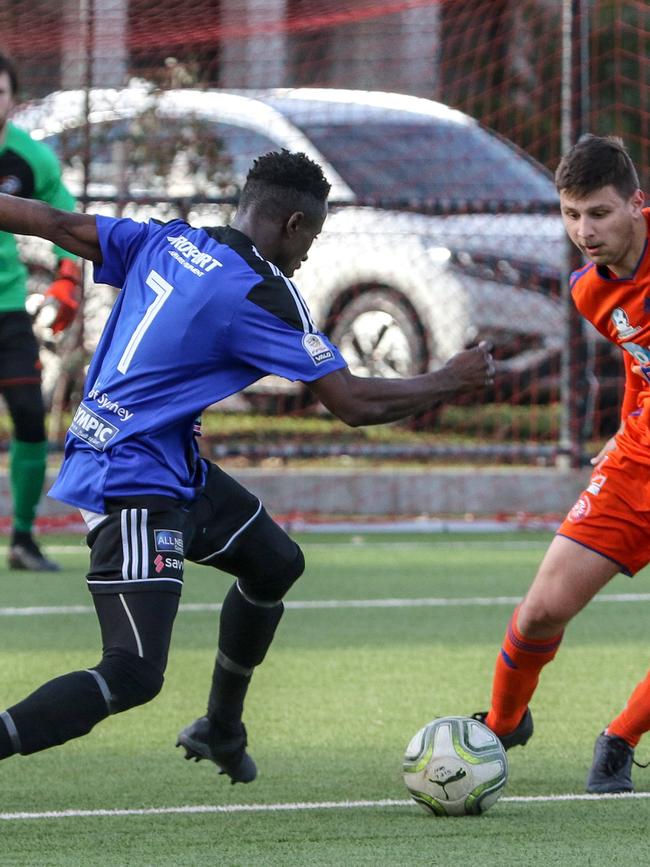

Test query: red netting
[0,0,647,522]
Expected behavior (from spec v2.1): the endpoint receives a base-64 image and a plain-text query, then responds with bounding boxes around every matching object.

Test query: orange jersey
[571,208,650,466]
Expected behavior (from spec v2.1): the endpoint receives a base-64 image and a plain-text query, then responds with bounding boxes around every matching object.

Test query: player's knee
[92,648,165,714]
[239,543,305,604]
[517,599,567,638]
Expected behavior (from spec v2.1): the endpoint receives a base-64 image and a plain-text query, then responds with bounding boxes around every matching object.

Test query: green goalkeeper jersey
[0,121,76,312]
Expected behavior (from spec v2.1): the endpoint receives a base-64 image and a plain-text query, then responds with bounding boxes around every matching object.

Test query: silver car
[15,85,566,405]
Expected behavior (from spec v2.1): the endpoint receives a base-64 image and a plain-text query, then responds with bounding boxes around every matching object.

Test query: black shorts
[86,463,265,596]
[0,311,41,388]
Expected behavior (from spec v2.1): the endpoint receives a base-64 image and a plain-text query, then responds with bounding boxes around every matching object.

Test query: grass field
[1,531,649,866]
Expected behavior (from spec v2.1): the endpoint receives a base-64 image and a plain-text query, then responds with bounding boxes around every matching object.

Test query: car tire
[328,288,428,379]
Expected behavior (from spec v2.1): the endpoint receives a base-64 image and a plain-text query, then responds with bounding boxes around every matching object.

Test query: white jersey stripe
[130,509,139,580]
[120,510,130,580]
[267,261,314,333]
[140,509,148,579]
[87,577,184,588]
[286,276,316,332]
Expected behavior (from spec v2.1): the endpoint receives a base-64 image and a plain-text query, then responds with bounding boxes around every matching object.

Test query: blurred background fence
[0,0,649,519]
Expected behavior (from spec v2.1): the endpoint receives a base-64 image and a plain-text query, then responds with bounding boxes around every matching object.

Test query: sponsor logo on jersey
[167,234,223,276]
[586,472,607,496]
[611,307,640,339]
[302,333,334,365]
[154,553,183,574]
[154,529,184,555]
[70,403,119,451]
[567,495,591,522]
[87,387,133,421]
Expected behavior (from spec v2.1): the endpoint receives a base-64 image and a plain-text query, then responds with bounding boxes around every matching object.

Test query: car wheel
[329,289,428,378]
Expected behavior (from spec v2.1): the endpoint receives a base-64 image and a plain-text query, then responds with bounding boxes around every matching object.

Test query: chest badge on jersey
[611,307,640,339]
[302,333,334,365]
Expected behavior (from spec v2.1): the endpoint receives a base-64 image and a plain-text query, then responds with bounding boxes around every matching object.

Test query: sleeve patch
[302,333,334,365]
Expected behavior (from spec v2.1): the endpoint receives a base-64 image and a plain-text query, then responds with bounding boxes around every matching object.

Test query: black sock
[11,529,34,548]
[0,714,17,759]
[207,582,284,730]
[207,665,252,734]
[5,670,110,756]
[217,582,284,668]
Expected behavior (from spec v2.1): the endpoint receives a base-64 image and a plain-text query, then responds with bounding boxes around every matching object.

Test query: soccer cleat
[586,732,637,794]
[8,539,60,572]
[472,708,534,750]
[176,716,257,784]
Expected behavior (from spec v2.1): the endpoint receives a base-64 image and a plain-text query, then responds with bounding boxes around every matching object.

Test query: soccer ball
[403,716,508,816]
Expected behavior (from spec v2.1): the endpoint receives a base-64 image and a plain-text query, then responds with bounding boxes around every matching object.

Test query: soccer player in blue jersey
[0,150,494,784]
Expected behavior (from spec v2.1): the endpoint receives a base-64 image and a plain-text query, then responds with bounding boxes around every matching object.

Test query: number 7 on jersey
[117,270,174,374]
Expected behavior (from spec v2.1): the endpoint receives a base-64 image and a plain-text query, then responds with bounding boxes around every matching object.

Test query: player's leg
[587,605,650,792]
[0,501,184,759]
[479,453,648,773]
[479,534,618,746]
[0,590,178,758]
[0,312,56,571]
[584,674,650,794]
[182,463,304,782]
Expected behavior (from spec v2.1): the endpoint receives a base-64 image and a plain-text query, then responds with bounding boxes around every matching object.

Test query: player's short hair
[555,134,639,199]
[0,54,18,95]
[238,150,331,224]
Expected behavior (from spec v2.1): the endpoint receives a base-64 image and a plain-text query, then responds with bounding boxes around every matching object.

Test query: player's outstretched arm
[0,192,101,263]
[308,341,495,427]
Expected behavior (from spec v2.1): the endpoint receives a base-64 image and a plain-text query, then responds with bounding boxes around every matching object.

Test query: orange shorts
[557,448,650,576]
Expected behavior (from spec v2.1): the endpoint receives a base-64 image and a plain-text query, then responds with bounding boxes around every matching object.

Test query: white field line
[0,540,551,556]
[1,791,649,821]
[1,593,650,618]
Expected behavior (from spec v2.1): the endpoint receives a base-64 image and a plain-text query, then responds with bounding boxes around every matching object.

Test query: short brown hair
[555,134,639,199]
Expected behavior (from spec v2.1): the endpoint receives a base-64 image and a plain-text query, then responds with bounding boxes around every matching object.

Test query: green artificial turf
[0,532,648,866]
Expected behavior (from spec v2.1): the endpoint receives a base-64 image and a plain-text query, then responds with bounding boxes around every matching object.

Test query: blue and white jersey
[49,216,346,511]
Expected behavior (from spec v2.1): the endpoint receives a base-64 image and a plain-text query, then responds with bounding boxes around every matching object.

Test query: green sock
[9,439,48,534]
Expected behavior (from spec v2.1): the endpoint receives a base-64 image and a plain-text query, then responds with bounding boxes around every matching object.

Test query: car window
[288,120,558,205]
[44,117,279,198]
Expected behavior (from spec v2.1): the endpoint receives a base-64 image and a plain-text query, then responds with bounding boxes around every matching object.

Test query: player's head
[234,149,331,277]
[555,134,639,200]
[0,54,18,131]
[555,135,646,272]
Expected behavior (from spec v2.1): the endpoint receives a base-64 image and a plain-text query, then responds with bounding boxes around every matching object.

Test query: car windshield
[43,117,278,197]
[287,119,558,205]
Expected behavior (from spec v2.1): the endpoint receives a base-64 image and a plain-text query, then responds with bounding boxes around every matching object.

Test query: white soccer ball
[403,716,508,816]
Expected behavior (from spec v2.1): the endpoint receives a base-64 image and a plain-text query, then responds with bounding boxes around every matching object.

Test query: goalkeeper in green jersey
[0,54,80,570]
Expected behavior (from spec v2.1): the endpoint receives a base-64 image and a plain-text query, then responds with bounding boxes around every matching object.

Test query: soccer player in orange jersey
[474,134,650,793]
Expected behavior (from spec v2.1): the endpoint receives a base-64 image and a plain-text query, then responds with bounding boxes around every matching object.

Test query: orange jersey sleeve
[620,350,643,421]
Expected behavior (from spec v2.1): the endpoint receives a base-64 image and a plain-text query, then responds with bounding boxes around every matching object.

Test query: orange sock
[606,670,650,748]
[485,607,563,736]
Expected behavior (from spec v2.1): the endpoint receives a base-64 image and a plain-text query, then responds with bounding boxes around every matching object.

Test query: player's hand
[442,340,496,393]
[590,420,624,466]
[590,436,617,466]
[631,362,650,384]
[43,259,81,333]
